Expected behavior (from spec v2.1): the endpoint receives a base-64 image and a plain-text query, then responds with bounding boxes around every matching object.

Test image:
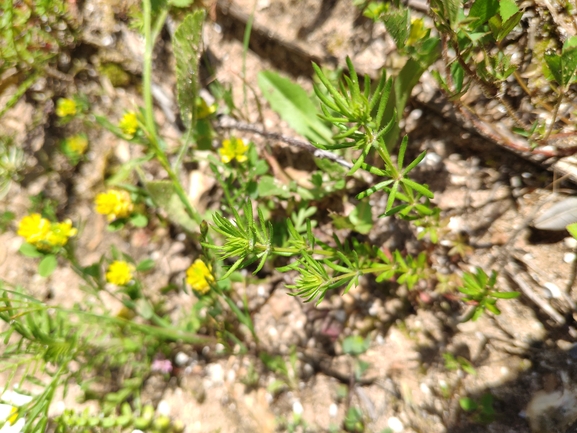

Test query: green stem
[141,1,201,226]
[142,0,156,140]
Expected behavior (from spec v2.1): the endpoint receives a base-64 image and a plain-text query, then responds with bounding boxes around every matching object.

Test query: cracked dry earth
[2,0,577,432]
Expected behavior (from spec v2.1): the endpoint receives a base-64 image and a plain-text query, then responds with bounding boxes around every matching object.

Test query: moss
[98,62,131,87]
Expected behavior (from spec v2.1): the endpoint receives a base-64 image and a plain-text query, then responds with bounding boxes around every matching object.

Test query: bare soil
[2,1,577,432]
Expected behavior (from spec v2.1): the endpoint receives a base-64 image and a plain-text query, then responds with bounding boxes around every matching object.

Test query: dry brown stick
[504,261,566,324]
[215,115,353,169]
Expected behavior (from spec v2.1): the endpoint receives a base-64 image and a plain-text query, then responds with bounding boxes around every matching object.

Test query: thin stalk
[141,0,201,225]
[544,91,563,141]
[142,0,156,140]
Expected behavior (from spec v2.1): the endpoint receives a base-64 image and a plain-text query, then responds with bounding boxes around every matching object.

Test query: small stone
[564,253,576,263]
[292,400,303,415]
[329,403,338,417]
[387,416,404,432]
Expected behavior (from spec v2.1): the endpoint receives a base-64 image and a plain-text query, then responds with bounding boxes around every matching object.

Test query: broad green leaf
[258,71,334,144]
[257,175,291,198]
[567,222,577,239]
[19,242,43,258]
[146,180,197,232]
[499,0,519,22]
[348,202,374,234]
[173,10,205,129]
[342,335,370,356]
[382,7,411,48]
[130,213,148,228]
[459,397,478,412]
[545,52,563,85]
[562,47,577,85]
[469,0,499,24]
[38,254,57,277]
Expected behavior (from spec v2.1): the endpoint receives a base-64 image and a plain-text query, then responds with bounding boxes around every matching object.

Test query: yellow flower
[45,220,77,248]
[95,189,134,221]
[55,98,77,117]
[17,214,77,250]
[65,134,88,155]
[219,137,249,164]
[186,259,214,294]
[18,214,51,246]
[119,112,139,137]
[8,407,18,425]
[106,260,134,286]
[196,98,216,120]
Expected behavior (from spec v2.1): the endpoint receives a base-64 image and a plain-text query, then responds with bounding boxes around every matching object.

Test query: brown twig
[215,115,353,169]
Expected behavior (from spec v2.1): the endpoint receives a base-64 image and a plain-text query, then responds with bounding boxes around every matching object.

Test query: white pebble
[564,253,576,263]
[329,403,338,417]
[387,416,404,432]
[420,383,431,394]
[207,364,224,384]
[174,352,190,366]
[292,400,303,415]
[565,237,577,249]
[157,400,170,416]
[543,282,562,299]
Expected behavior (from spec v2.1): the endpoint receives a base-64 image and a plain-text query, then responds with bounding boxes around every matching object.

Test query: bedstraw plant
[0,0,531,430]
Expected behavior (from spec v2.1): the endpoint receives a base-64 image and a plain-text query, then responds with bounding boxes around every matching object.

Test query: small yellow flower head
[186,259,214,294]
[65,134,88,155]
[8,406,18,425]
[46,220,78,248]
[17,214,77,250]
[18,214,51,247]
[196,98,216,120]
[56,98,77,117]
[95,189,134,221]
[106,260,134,286]
[219,137,249,164]
[119,112,139,137]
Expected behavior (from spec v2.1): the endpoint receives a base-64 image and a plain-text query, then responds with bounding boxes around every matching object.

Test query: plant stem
[142,0,156,140]
[544,91,563,141]
[141,0,201,226]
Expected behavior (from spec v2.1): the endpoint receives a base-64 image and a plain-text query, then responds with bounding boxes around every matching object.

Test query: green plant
[0,0,534,430]
[460,393,496,424]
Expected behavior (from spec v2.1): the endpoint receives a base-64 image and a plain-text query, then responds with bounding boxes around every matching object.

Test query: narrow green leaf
[402,178,434,198]
[491,291,520,299]
[173,10,206,129]
[136,259,155,272]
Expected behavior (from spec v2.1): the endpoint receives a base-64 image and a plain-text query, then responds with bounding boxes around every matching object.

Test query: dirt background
[2,0,577,432]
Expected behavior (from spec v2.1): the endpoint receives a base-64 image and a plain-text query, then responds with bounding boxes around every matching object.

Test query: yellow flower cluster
[119,112,139,137]
[95,189,134,221]
[219,137,248,164]
[18,213,77,251]
[55,98,77,117]
[106,260,134,286]
[186,259,214,294]
[65,134,88,156]
[196,98,216,120]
